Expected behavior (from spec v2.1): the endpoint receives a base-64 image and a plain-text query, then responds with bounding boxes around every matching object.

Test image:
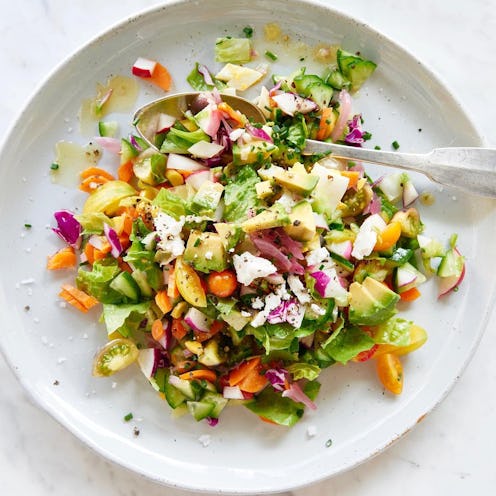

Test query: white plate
[1,0,495,493]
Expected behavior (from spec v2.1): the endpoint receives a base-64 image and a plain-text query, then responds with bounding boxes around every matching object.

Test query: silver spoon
[134,91,496,198]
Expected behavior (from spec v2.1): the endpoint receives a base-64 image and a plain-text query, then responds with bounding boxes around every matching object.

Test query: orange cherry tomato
[206,269,238,298]
[376,353,403,394]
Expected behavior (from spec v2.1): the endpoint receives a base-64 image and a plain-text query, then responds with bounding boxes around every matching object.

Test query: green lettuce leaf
[75,212,112,234]
[102,302,151,337]
[152,188,190,220]
[323,325,375,364]
[124,239,162,291]
[76,260,123,304]
[187,62,226,91]
[244,387,304,426]
[223,166,262,222]
[287,363,321,381]
[372,317,412,347]
[215,37,251,64]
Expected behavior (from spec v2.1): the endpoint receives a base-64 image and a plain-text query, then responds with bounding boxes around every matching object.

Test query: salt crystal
[198,434,211,447]
[57,357,67,365]
[20,279,35,285]
[306,425,317,438]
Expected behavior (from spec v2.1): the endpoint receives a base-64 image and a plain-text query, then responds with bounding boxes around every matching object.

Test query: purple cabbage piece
[246,124,273,143]
[206,417,219,427]
[344,114,365,145]
[198,64,215,86]
[282,382,317,410]
[103,223,123,258]
[265,368,290,392]
[52,210,81,248]
[310,271,331,298]
[267,299,301,325]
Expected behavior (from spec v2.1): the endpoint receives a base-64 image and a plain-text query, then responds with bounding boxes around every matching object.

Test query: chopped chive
[50,162,59,170]
[374,145,381,150]
[392,140,400,150]
[24,223,32,229]
[243,26,253,38]
[194,237,201,247]
[362,131,372,141]
[265,50,278,61]
[123,412,133,422]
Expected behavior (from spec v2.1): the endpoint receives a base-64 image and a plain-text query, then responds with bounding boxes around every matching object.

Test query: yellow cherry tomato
[376,353,403,394]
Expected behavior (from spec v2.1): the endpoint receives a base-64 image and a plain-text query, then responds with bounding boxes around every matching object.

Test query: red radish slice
[331,89,352,142]
[187,141,224,159]
[94,137,121,155]
[222,385,244,399]
[402,180,419,207]
[184,307,213,333]
[132,57,157,78]
[328,240,353,260]
[137,348,161,378]
[396,265,418,288]
[156,113,177,134]
[166,153,209,172]
[271,92,317,116]
[438,264,465,298]
[185,169,213,190]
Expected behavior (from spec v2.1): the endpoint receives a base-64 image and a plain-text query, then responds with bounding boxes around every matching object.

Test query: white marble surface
[1,0,495,494]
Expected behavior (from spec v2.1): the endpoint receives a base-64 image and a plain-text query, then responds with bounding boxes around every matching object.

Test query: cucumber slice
[110,271,141,302]
[98,121,119,138]
[186,399,215,421]
[324,69,350,90]
[168,376,203,400]
[120,138,139,165]
[202,391,228,418]
[329,251,354,271]
[307,82,335,109]
[337,49,377,91]
[164,381,187,408]
[437,248,464,278]
[131,270,153,298]
[293,74,324,97]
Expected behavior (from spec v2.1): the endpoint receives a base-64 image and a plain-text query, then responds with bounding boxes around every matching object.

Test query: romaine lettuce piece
[102,302,151,337]
[215,37,251,64]
[223,166,262,222]
[323,325,375,364]
[76,260,123,304]
[152,188,191,219]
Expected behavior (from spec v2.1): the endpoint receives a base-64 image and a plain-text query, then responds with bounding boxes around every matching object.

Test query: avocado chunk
[272,162,318,196]
[183,230,228,273]
[284,201,316,242]
[241,204,290,233]
[348,276,399,325]
[197,339,226,367]
[213,222,244,250]
[190,180,224,217]
[232,141,277,165]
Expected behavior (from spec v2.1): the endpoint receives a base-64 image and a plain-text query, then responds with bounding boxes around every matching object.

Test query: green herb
[243,26,253,38]
[265,50,278,61]
[50,162,59,170]
[124,412,133,422]
[24,223,32,229]
[362,131,372,141]
[374,145,381,150]
[392,140,400,150]
[194,237,201,247]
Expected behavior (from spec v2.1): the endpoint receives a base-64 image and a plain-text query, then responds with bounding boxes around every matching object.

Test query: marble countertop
[1,0,495,494]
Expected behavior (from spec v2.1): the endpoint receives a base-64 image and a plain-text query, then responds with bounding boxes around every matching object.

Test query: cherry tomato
[206,269,238,298]
[92,338,139,377]
[376,353,403,394]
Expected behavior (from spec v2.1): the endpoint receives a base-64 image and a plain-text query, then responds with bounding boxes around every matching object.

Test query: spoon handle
[304,140,496,198]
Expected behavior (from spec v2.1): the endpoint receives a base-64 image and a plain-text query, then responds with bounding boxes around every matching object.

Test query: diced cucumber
[168,376,204,400]
[110,271,141,302]
[98,121,119,138]
[293,74,324,97]
[437,248,464,278]
[120,138,139,165]
[153,368,169,392]
[329,251,354,271]
[307,82,335,109]
[164,381,187,409]
[202,391,228,418]
[131,269,153,298]
[186,399,215,421]
[337,49,377,91]
[324,69,350,90]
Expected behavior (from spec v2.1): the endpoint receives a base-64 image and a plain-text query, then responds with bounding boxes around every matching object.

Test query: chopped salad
[47,32,465,427]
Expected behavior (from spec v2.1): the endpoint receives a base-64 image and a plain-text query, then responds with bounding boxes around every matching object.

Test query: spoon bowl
[134,91,496,198]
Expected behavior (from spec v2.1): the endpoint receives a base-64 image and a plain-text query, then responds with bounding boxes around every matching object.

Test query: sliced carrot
[179,369,217,383]
[259,416,279,425]
[80,167,115,181]
[167,266,180,299]
[374,221,402,252]
[46,246,77,270]
[218,102,246,127]
[194,320,224,343]
[400,286,421,302]
[237,367,268,393]
[340,170,360,189]
[118,161,134,183]
[151,319,166,342]
[79,174,111,193]
[155,290,173,314]
[229,356,261,387]
[206,270,238,298]
[149,62,172,91]
[316,107,335,140]
[171,318,188,340]
[59,284,99,312]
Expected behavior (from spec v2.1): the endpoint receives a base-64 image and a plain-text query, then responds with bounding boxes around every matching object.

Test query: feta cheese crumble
[153,212,185,265]
[232,252,277,286]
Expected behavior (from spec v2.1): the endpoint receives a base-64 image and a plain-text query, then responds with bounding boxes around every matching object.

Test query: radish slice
[402,180,419,207]
[328,240,353,260]
[166,153,209,172]
[132,57,157,78]
[184,307,213,333]
[156,113,177,134]
[378,173,403,202]
[137,348,161,379]
[188,141,224,159]
[313,212,329,230]
[396,265,418,288]
[185,169,213,190]
[438,264,466,298]
[330,89,352,142]
[223,385,244,399]
[271,92,318,116]
[94,137,121,155]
